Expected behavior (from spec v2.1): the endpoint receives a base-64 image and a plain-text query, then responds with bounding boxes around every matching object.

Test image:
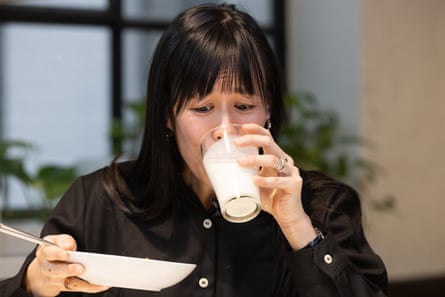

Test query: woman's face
[171,79,269,200]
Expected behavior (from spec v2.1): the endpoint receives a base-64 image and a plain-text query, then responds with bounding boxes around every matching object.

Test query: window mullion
[110,0,123,153]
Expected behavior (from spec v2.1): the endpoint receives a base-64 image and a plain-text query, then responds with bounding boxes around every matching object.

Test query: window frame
[0,0,286,152]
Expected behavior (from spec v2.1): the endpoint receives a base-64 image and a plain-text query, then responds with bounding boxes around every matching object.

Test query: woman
[0,3,387,297]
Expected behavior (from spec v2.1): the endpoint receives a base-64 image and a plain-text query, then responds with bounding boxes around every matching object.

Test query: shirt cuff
[285,233,347,287]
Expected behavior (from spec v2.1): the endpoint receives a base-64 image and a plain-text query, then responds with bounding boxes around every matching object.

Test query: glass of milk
[200,124,261,223]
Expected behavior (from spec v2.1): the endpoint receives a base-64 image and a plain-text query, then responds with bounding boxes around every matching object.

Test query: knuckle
[265,137,274,148]
[35,246,43,258]
[39,246,50,258]
[288,157,295,166]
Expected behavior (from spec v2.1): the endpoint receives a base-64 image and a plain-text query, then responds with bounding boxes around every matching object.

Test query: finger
[238,154,294,176]
[45,234,77,251]
[64,277,110,293]
[254,174,303,194]
[234,133,273,149]
[273,156,295,175]
[41,261,84,278]
[37,234,76,262]
[238,154,277,173]
[239,123,271,136]
[234,130,292,165]
[37,245,70,264]
[254,165,301,190]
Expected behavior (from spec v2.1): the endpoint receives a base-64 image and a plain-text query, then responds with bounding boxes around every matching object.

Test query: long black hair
[103,3,286,218]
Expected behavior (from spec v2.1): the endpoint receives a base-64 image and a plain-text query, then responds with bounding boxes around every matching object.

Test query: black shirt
[0,166,387,297]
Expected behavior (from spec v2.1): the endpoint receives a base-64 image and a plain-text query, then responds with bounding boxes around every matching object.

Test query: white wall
[287,0,445,281]
[286,0,360,136]
[360,0,445,281]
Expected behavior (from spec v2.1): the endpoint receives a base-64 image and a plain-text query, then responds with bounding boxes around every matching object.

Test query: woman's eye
[193,105,213,113]
[235,104,254,111]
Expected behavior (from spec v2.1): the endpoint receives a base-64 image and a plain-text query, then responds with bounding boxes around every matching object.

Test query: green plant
[0,140,33,186]
[279,92,395,211]
[111,101,146,156]
[279,92,362,181]
[31,165,77,205]
[0,141,33,212]
[0,140,77,219]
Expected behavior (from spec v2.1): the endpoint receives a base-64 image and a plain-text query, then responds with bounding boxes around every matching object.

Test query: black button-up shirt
[1,167,387,297]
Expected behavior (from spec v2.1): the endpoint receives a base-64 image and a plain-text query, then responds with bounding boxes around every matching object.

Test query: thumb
[45,234,77,251]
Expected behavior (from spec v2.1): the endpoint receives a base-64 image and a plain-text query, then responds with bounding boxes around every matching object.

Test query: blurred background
[0,0,444,296]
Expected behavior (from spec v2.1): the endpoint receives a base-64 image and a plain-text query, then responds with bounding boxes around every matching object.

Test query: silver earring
[264,119,272,130]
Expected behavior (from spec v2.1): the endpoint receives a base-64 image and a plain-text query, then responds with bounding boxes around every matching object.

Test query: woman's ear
[264,106,271,129]
[166,118,173,130]
[165,120,174,140]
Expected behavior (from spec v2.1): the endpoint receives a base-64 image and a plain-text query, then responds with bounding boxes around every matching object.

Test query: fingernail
[238,156,249,165]
[233,138,243,145]
[60,238,73,249]
[71,264,84,274]
[57,250,69,259]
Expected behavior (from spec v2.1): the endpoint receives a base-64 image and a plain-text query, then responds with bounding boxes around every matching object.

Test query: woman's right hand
[25,234,109,297]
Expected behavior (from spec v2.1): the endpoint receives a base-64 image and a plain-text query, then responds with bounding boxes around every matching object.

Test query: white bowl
[68,251,196,291]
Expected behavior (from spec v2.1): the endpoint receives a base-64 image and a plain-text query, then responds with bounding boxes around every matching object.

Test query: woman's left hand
[235,123,317,250]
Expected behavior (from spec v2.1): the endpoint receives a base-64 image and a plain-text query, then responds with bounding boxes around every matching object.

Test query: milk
[203,136,261,222]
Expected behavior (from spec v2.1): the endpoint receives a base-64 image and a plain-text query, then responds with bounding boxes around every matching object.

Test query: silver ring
[48,263,53,273]
[275,157,288,172]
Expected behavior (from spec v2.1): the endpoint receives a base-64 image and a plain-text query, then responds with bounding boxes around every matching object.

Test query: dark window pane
[3,0,107,10]
[123,0,272,26]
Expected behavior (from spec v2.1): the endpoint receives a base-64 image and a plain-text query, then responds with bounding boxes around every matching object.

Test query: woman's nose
[211,124,238,140]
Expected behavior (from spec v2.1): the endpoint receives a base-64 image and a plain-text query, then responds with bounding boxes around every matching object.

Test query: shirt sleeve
[284,174,388,297]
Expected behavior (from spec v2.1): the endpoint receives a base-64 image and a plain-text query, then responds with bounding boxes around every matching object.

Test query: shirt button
[202,218,213,229]
[198,277,209,288]
[323,254,333,264]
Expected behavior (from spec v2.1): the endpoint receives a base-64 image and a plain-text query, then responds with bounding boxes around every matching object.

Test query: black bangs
[167,7,270,114]
[169,45,267,115]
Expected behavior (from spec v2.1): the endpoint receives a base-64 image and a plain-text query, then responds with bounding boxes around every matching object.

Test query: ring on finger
[275,156,289,172]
